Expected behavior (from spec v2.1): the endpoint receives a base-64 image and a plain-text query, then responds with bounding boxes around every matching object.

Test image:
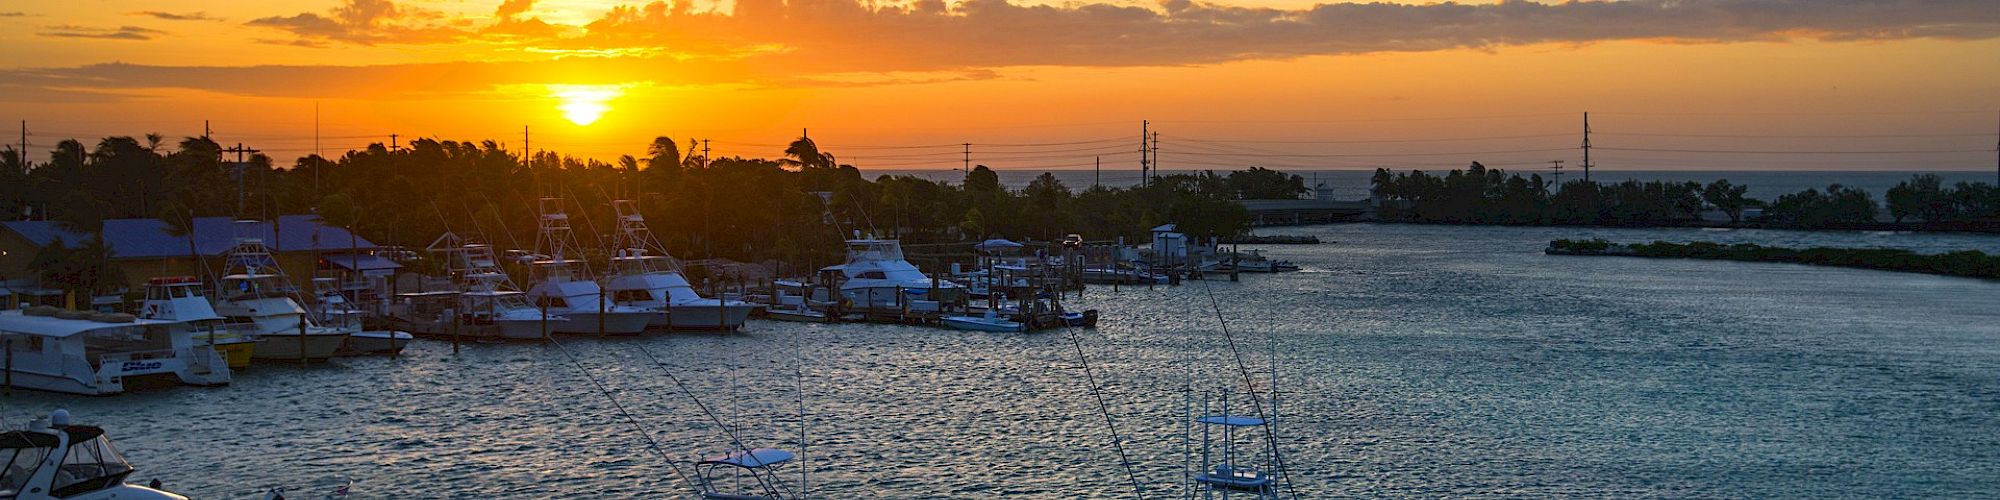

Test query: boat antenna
[544,336,705,496]
[1194,277,1300,499]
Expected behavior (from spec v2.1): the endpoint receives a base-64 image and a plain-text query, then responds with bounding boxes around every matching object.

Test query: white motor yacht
[425,233,559,341]
[210,235,350,362]
[601,200,756,331]
[521,198,654,335]
[0,308,230,395]
[818,238,964,310]
[136,276,255,369]
[0,409,188,499]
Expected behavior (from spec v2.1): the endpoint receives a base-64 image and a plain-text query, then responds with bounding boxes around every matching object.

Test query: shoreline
[1544,238,2000,280]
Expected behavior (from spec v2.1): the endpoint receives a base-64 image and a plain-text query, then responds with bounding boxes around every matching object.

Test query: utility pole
[702,139,711,167]
[1144,120,1160,188]
[1548,160,1564,189]
[1095,156,1101,189]
[224,143,260,216]
[390,133,401,152]
[522,126,529,164]
[1581,112,1593,183]
[962,143,971,173]
[17,121,25,172]
[203,120,210,140]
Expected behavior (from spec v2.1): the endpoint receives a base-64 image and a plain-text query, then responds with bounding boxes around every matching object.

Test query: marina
[0,223,1994,497]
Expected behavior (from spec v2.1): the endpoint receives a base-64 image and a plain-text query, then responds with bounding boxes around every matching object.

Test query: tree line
[2,134,1303,290]
[1371,163,2000,230]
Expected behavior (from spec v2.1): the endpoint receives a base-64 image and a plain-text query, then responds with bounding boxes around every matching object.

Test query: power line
[1159,147,1575,158]
[1595,147,1991,155]
[1165,133,1572,144]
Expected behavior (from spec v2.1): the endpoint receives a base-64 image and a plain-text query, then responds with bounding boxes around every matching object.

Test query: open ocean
[864,169,2000,202]
[8,222,1999,498]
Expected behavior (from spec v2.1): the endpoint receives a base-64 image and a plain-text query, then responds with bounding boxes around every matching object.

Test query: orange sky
[3,0,1998,172]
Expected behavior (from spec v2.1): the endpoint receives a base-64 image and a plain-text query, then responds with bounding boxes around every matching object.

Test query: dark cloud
[16,0,2000,98]
[0,12,28,17]
[130,11,222,22]
[38,25,166,40]
[243,0,2000,67]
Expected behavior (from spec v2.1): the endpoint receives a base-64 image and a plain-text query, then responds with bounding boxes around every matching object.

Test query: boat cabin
[0,410,185,500]
[0,310,230,395]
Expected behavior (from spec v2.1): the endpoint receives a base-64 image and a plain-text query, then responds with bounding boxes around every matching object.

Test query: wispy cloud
[235,0,2000,70]
[38,25,166,40]
[129,11,223,22]
[0,12,31,17]
[12,0,2000,99]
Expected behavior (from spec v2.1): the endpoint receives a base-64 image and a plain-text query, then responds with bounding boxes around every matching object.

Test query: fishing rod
[544,336,705,497]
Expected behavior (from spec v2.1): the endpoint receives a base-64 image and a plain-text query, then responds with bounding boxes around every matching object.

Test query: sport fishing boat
[818,237,964,310]
[422,232,558,341]
[0,308,231,395]
[311,278,411,355]
[522,198,653,335]
[601,200,757,331]
[0,409,189,499]
[135,276,255,369]
[210,234,350,362]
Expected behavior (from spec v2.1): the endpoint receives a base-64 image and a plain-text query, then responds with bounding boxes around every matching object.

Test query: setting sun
[550,84,626,126]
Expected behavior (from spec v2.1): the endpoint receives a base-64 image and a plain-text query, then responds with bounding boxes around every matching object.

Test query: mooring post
[297,314,308,366]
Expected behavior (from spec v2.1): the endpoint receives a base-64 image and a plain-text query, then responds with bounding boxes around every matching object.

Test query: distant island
[1370,164,2000,233]
[1546,239,2000,280]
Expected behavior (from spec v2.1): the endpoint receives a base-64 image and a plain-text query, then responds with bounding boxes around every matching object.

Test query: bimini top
[1195,415,1267,427]
[0,311,183,338]
[700,448,795,469]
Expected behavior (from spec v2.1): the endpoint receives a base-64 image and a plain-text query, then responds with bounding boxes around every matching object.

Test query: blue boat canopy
[1195,415,1266,427]
[975,239,1023,252]
[700,448,795,469]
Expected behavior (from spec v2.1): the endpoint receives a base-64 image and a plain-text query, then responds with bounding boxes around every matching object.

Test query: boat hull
[654,302,758,330]
[250,332,349,361]
[342,331,413,355]
[551,311,654,335]
[939,316,1027,333]
[210,340,256,369]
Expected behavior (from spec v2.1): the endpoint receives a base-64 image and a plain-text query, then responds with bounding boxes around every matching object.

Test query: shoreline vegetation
[1546,239,2000,280]
[0,134,1313,296]
[1371,164,2000,233]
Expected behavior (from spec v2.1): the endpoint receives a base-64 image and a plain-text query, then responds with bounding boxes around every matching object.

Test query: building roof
[1,215,378,260]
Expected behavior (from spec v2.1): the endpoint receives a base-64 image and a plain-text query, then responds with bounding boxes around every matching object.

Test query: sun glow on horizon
[550,84,628,126]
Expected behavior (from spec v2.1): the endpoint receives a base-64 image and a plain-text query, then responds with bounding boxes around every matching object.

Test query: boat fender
[23,305,59,317]
[54,310,91,320]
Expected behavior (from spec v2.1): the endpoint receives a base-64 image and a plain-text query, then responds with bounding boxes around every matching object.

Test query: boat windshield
[0,435,55,498]
[49,433,133,497]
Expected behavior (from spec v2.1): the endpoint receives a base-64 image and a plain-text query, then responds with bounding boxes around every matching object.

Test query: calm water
[7,223,2000,498]
[866,169,1999,202]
